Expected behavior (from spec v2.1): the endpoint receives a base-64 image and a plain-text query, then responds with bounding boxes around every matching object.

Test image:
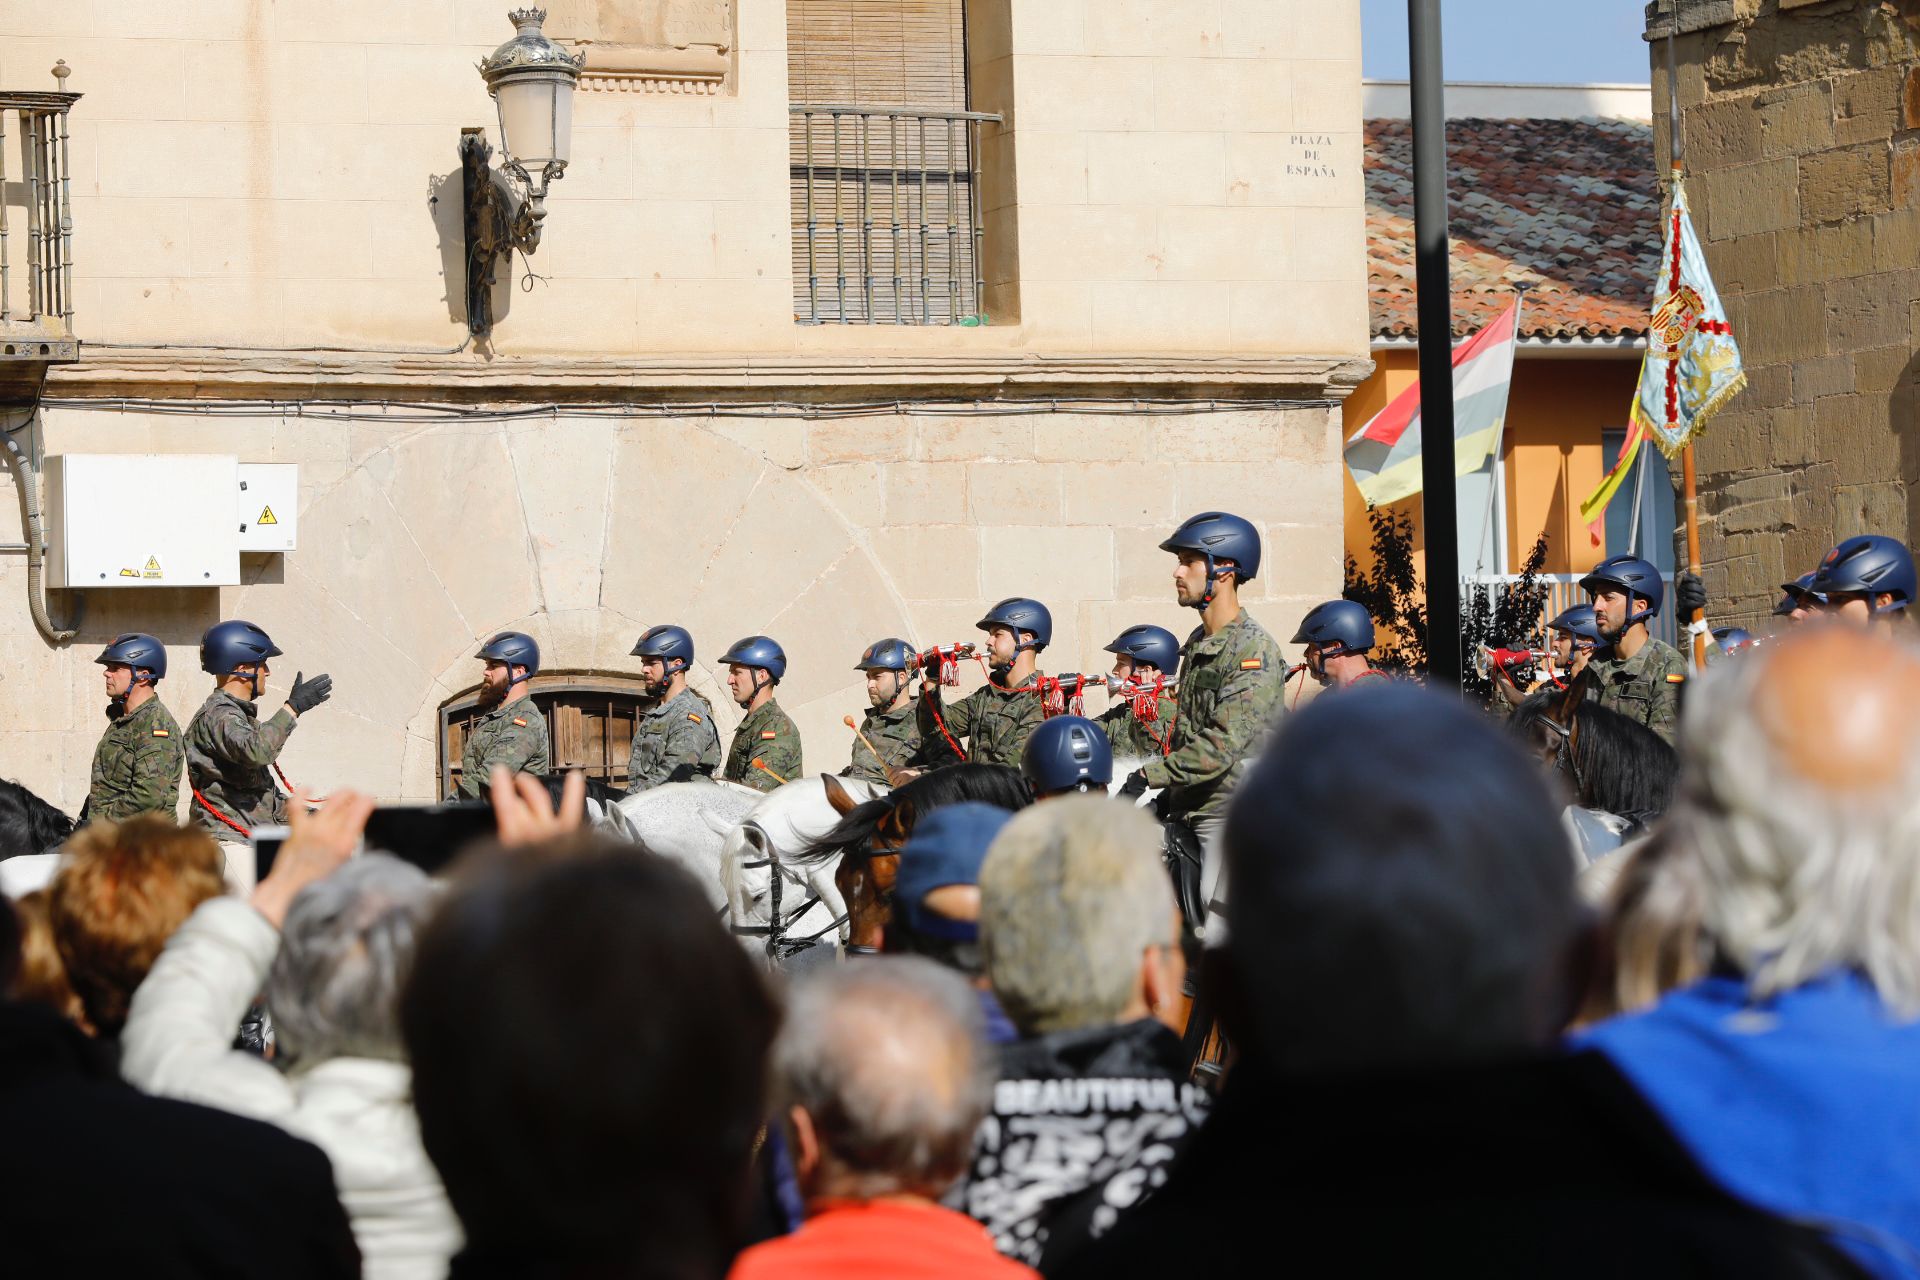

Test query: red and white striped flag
[1344,302,1518,507]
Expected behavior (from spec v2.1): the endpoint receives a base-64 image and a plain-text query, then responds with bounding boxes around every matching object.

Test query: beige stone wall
[0,0,1364,811]
[1652,0,1920,627]
[1,0,1365,357]
[1,401,1339,809]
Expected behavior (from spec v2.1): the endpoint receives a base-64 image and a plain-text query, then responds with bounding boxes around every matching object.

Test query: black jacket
[0,1000,362,1279]
[958,1018,1209,1275]
[1054,1047,1865,1280]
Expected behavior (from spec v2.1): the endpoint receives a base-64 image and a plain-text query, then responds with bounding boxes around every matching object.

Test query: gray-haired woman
[121,794,460,1280]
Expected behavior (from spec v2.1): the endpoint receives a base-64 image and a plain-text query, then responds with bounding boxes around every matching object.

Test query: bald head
[775,958,992,1202]
[1756,626,1920,795]
[1676,626,1920,1010]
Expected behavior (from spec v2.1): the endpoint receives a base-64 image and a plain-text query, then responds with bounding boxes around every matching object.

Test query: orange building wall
[1342,350,1641,582]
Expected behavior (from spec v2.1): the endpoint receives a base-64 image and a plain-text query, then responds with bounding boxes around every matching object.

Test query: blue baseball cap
[893,802,1013,943]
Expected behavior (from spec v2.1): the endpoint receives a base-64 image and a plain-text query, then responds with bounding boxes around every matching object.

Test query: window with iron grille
[440,676,654,797]
[787,0,996,325]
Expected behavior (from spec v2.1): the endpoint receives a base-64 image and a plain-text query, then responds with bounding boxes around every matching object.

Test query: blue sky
[1361,0,1652,85]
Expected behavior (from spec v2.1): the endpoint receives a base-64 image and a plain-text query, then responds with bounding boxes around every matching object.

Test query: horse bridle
[730,822,849,963]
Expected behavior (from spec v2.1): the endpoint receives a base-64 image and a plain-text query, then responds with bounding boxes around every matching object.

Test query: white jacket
[121,897,462,1280]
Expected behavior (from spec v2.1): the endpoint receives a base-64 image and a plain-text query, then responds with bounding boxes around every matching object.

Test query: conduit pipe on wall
[2,411,79,643]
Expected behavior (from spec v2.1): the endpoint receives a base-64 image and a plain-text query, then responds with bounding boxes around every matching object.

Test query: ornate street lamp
[462,8,583,338]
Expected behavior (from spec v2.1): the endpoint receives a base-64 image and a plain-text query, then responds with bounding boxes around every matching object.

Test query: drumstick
[751,758,789,786]
[844,714,886,760]
[846,714,906,788]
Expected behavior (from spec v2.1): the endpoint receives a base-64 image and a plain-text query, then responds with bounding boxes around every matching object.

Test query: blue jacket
[1584,970,1920,1279]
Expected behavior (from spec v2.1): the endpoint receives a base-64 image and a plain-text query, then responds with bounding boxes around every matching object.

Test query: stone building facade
[1648,0,1920,628]
[0,0,1367,809]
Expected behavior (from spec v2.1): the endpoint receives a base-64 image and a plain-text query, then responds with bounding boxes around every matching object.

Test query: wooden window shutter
[787,0,967,111]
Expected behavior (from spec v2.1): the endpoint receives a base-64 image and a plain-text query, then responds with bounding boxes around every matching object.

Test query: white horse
[583,773,889,960]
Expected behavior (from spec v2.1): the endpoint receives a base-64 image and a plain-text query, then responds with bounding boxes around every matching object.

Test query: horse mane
[0,778,75,859]
[800,763,1030,867]
[1511,693,1676,828]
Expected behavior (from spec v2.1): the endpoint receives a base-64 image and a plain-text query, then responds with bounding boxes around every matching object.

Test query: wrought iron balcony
[0,62,81,403]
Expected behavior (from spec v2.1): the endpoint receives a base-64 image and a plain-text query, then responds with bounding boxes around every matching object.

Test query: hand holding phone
[250,788,376,928]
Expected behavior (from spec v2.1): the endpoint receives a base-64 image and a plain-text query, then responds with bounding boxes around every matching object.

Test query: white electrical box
[237,463,299,552]
[46,454,242,588]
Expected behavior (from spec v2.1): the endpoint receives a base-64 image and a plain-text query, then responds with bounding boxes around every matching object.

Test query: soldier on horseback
[1019,714,1113,801]
[626,624,721,793]
[1118,512,1287,942]
[1096,625,1179,758]
[720,635,803,794]
[455,631,550,799]
[1580,555,1688,746]
[84,632,184,824]
[916,597,1052,767]
[1809,534,1915,634]
[844,637,924,784]
[1293,599,1388,692]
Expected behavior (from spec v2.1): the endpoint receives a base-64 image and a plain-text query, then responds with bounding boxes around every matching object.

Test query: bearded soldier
[186,620,331,880]
[1118,513,1286,942]
[844,637,923,785]
[1581,555,1688,745]
[1095,625,1179,759]
[917,597,1051,768]
[626,625,722,793]
[455,631,550,799]
[83,632,183,823]
[720,635,802,794]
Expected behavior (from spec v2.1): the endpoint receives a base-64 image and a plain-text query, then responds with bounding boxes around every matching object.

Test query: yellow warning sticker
[257,506,278,526]
[142,555,162,580]
[119,567,138,578]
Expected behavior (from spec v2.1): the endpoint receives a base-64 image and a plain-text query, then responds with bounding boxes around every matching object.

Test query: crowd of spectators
[3,628,1918,1278]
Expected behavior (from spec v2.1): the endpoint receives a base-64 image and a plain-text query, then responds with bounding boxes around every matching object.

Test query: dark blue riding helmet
[1809,535,1916,614]
[1712,627,1759,654]
[1020,715,1114,797]
[720,635,788,681]
[95,632,167,683]
[1159,511,1261,588]
[475,631,540,684]
[631,624,696,671]
[200,620,282,675]
[1103,624,1180,676]
[976,598,1052,652]
[1545,604,1603,648]
[855,637,917,673]
[1579,555,1665,627]
[1774,571,1825,617]
[1291,599,1374,657]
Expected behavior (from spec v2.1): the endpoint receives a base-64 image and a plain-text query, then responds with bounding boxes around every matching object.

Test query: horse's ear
[822,773,860,816]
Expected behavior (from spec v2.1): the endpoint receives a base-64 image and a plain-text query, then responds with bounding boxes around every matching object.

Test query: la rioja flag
[1344,302,1518,507]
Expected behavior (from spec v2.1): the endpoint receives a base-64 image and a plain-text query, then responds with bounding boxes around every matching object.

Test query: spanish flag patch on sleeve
[513,717,528,727]
[1665,674,1686,684]
[688,713,703,724]
[1240,658,1263,670]
[152,728,170,737]
[761,730,778,740]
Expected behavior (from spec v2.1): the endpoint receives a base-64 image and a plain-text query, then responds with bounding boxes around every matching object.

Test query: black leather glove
[286,670,333,715]
[1118,769,1150,798]
[1676,571,1708,619]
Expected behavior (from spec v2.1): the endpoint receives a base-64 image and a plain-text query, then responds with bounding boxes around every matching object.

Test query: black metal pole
[1409,0,1461,690]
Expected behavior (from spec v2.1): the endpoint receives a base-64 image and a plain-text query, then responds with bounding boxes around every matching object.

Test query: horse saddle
[1159,816,1206,936]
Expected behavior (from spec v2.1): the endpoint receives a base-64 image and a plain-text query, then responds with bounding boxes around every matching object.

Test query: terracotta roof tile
[1366,117,1659,341]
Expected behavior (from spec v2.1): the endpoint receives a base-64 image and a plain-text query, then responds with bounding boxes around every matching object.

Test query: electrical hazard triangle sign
[257,505,278,526]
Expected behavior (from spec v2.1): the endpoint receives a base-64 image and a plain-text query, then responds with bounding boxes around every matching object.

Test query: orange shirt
[728,1199,1037,1280]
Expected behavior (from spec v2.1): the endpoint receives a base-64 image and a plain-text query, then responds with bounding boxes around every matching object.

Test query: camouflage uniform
[1584,636,1689,745]
[455,696,551,799]
[1140,610,1288,824]
[725,698,804,794]
[626,686,722,793]
[85,694,184,822]
[1096,687,1179,761]
[918,671,1047,768]
[844,700,922,784]
[186,690,297,839]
